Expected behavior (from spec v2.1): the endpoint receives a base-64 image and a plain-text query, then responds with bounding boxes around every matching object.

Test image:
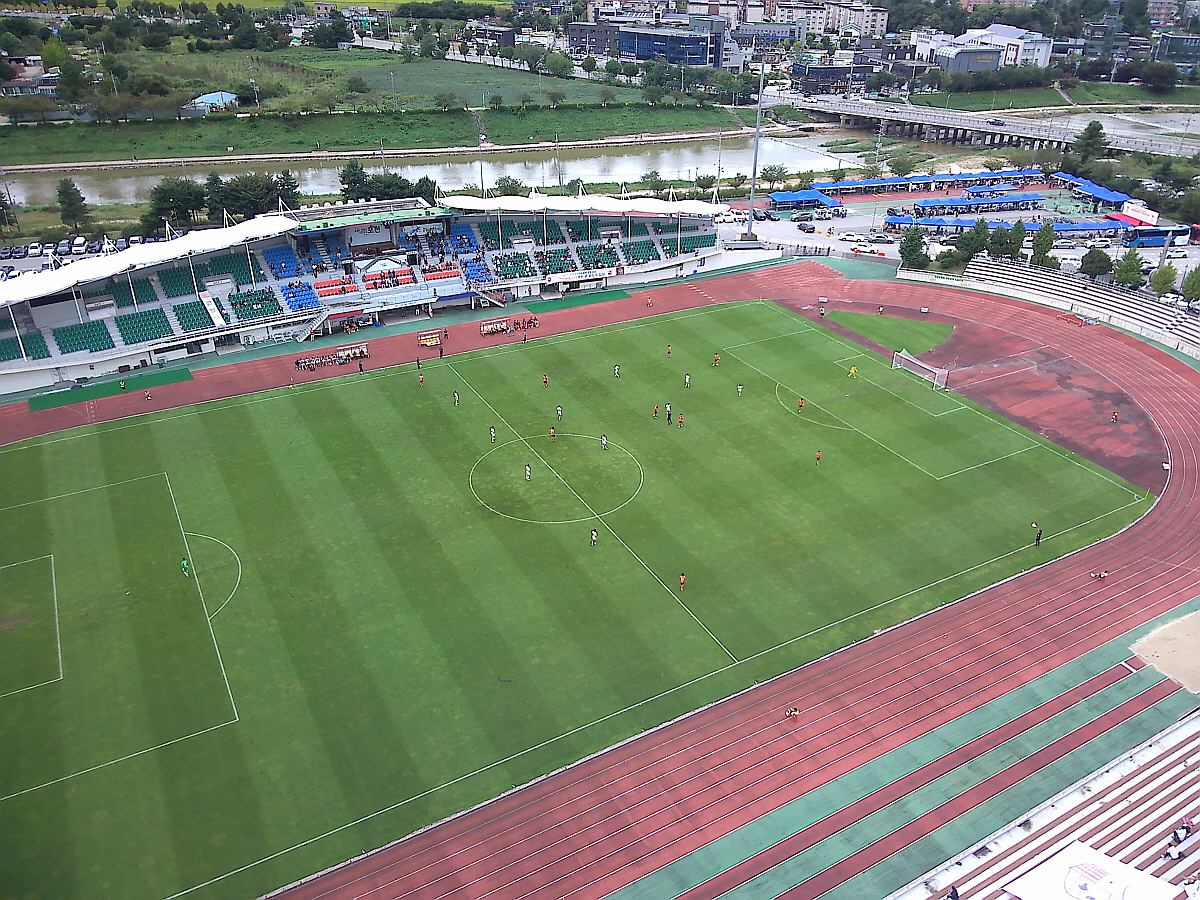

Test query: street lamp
[741,46,768,242]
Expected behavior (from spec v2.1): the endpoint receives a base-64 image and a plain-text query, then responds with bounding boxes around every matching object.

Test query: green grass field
[909,88,1068,110]
[481,104,737,144]
[1066,82,1200,105]
[0,302,1148,900]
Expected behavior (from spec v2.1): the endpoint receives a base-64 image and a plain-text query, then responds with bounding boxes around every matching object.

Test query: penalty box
[0,474,235,803]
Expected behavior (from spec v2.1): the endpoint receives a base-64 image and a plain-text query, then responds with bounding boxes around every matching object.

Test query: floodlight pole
[741,46,767,242]
[9,303,26,362]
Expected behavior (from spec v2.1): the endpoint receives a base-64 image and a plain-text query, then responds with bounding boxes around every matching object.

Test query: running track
[4,263,1199,900]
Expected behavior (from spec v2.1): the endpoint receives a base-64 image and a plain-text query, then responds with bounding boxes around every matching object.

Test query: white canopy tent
[0,214,296,309]
[442,194,729,217]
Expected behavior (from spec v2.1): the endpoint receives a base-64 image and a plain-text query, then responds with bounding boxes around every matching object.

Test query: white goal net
[892,349,949,390]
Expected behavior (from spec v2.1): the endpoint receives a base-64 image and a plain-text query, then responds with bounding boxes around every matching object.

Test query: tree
[1179,190,1200,224]
[760,164,788,188]
[1079,248,1113,279]
[1140,60,1179,94]
[982,156,1007,171]
[887,151,917,178]
[581,55,596,77]
[146,176,207,226]
[695,174,716,191]
[955,218,990,259]
[986,225,1012,259]
[1113,248,1144,287]
[488,92,504,109]
[495,175,525,195]
[598,86,616,106]
[729,173,747,191]
[219,173,281,219]
[542,51,573,78]
[339,160,369,201]
[56,178,90,230]
[516,92,533,109]
[545,89,565,108]
[275,170,300,206]
[640,169,666,194]
[604,58,621,77]
[642,83,665,104]
[1181,265,1200,303]
[899,226,929,269]
[1073,120,1109,162]
[1008,220,1026,259]
[345,76,369,94]
[1151,262,1179,295]
[433,91,457,111]
[1031,221,1056,267]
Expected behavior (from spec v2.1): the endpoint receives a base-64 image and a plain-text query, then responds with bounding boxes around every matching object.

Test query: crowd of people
[513,316,539,331]
[294,345,369,371]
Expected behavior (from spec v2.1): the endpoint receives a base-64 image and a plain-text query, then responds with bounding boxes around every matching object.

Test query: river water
[3,133,861,206]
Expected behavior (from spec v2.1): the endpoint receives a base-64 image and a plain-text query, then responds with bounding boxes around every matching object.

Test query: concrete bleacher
[961,258,1190,341]
[493,252,536,280]
[890,713,1200,900]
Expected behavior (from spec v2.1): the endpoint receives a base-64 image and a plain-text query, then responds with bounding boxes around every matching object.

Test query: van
[55,239,72,255]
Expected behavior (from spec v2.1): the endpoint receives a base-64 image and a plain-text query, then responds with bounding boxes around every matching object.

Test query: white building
[773,0,827,32]
[822,1,888,37]
[911,23,1051,67]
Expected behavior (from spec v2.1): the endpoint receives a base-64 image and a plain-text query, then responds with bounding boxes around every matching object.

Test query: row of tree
[338,161,438,204]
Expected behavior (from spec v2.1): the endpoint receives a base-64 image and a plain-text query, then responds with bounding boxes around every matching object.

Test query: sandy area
[1133,610,1200,694]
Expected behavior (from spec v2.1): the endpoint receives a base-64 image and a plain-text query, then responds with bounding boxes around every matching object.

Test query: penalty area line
[448,364,738,664]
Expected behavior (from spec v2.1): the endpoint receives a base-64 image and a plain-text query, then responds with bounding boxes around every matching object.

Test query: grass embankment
[0,111,479,164]
[909,88,1068,111]
[1066,82,1200,105]
[0,303,1145,900]
[827,310,953,355]
[481,104,738,144]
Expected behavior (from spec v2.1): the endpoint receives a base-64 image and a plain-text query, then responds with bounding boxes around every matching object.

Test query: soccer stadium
[2,193,1200,900]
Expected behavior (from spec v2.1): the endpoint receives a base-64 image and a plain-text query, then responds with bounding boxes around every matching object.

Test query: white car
[1085,239,1112,249]
[1052,239,1078,250]
[838,232,865,242]
[1165,248,1188,259]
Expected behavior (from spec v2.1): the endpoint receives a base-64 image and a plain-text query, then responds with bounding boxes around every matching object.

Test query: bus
[1189,223,1200,244]
[1121,225,1191,248]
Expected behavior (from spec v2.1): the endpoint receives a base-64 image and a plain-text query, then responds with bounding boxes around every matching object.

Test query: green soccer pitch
[0,301,1149,900]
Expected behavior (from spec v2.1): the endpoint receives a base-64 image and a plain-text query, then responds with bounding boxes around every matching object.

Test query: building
[1153,30,1200,67]
[1147,0,1180,23]
[617,15,726,65]
[472,22,516,47]
[312,1,336,17]
[686,0,762,27]
[933,45,1003,71]
[772,0,827,34]
[1082,16,1131,59]
[912,23,1050,66]
[566,19,621,54]
[822,1,888,36]
[185,90,239,114]
[1051,36,1087,56]
[789,61,873,91]
[731,20,803,44]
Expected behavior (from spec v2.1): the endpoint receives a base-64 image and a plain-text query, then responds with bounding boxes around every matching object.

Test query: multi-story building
[617,16,726,65]
[1081,16,1131,59]
[1147,0,1181,24]
[789,61,873,92]
[566,19,621,53]
[822,1,888,36]
[686,0,763,26]
[772,0,827,33]
[1153,30,1200,65]
[911,23,1050,66]
[732,20,804,44]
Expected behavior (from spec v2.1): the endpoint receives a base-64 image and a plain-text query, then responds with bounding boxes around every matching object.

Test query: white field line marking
[0,472,166,512]
[161,492,1148,900]
[185,532,243,620]
[724,347,940,479]
[720,329,815,352]
[954,364,1039,389]
[934,446,1037,480]
[0,719,237,803]
[835,354,866,364]
[0,555,62,699]
[854,369,965,418]
[0,477,242,802]
[166,473,238,720]
[774,383,855,431]
[449,364,738,664]
[0,305,748,458]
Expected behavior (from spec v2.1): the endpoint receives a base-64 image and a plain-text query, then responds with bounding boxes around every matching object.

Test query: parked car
[867,233,895,244]
[55,239,72,255]
[796,221,816,232]
[114,237,128,251]
[0,246,11,260]
[1085,239,1112,249]
[1161,291,1186,306]
[1166,248,1188,259]
[86,240,102,254]
[987,118,1006,126]
[127,235,144,245]
[12,245,27,259]
[1052,239,1077,250]
[793,210,815,221]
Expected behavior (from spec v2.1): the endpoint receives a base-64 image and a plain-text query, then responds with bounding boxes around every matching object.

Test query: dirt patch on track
[1134,611,1200,693]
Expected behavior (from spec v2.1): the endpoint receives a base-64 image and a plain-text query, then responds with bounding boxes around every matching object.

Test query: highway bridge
[788,98,1200,158]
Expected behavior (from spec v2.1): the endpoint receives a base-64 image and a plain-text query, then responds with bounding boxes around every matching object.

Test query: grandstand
[0,197,725,392]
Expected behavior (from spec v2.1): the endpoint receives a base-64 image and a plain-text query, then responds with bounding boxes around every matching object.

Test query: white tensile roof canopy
[0,214,296,309]
[443,193,728,217]
[1005,841,1184,900]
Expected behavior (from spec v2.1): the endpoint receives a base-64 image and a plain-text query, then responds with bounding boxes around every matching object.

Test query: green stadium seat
[114,308,173,345]
[158,267,198,299]
[52,320,115,354]
[172,301,215,332]
[492,253,536,280]
[0,332,51,361]
[622,240,660,265]
[577,244,620,270]
[226,288,282,321]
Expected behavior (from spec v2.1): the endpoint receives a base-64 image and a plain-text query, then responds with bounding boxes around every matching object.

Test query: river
[2,133,861,206]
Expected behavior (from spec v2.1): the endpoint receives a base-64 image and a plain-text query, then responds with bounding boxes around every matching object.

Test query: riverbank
[0,106,746,173]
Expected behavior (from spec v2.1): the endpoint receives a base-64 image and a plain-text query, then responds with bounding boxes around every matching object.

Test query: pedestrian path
[604,597,1200,900]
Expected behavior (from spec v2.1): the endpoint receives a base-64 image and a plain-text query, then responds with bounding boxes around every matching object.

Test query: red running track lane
[672,660,1145,900]
[264,270,1200,900]
[782,679,1185,900]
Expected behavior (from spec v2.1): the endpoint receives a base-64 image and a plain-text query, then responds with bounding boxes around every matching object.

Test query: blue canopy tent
[812,169,1046,195]
[1051,173,1133,206]
[767,189,843,209]
[915,193,1044,212]
[964,183,1016,194]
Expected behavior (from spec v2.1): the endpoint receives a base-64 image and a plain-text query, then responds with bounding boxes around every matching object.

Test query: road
[787,97,1200,158]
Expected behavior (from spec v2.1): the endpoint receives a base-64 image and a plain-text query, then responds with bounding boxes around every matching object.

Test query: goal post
[892,349,949,390]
